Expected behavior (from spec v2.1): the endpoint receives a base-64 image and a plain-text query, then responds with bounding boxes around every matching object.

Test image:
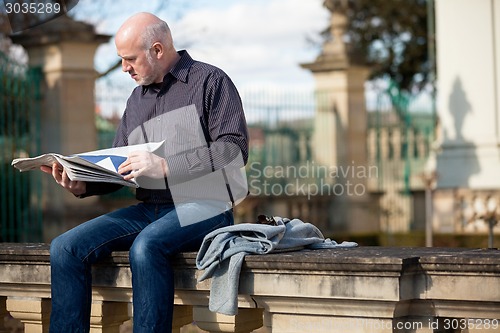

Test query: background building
[431,0,500,244]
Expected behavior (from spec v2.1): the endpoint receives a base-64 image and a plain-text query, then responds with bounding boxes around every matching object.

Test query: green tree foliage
[324,0,434,94]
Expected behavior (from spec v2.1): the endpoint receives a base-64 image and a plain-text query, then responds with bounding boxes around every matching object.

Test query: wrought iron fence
[0,52,42,242]
[241,87,316,189]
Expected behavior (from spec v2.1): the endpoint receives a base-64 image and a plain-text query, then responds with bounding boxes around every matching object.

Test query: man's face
[116,39,162,86]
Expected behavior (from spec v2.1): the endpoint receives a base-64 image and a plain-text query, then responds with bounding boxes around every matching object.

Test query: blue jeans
[49,201,233,333]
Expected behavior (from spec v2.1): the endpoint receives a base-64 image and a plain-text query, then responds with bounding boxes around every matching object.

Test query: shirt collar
[141,50,194,95]
[167,50,193,84]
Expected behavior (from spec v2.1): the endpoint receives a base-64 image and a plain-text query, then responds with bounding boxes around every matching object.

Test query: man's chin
[136,78,155,86]
[130,75,144,85]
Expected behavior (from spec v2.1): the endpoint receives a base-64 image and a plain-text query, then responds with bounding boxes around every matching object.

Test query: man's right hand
[40,162,87,197]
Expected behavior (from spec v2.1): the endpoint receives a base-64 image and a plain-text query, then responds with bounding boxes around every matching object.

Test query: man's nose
[121,59,131,72]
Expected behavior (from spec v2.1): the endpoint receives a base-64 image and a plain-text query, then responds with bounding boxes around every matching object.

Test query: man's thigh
[53,203,161,262]
[136,202,233,255]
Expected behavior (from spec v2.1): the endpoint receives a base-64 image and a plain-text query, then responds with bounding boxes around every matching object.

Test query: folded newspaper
[11,141,165,188]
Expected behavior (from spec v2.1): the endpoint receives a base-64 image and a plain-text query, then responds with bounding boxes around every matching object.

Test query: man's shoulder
[182,51,229,80]
[190,59,228,78]
[172,50,229,83]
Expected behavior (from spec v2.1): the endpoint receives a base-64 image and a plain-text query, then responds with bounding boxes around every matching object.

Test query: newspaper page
[11,141,165,187]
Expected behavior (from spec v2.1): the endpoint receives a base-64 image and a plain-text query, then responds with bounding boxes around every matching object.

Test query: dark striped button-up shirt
[85,50,249,203]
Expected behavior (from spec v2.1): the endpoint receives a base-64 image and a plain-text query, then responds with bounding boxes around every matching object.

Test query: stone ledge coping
[1,243,499,271]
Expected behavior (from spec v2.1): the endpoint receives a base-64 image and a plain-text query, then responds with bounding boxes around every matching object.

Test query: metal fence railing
[0,52,43,242]
[241,88,316,187]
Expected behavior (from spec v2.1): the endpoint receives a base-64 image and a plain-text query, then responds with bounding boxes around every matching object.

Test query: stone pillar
[171,305,193,333]
[431,0,500,233]
[301,1,379,233]
[6,297,51,333]
[10,15,111,240]
[193,306,263,333]
[90,301,129,333]
[0,297,9,333]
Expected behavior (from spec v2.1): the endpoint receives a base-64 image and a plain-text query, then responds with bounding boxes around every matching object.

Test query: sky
[73,0,330,94]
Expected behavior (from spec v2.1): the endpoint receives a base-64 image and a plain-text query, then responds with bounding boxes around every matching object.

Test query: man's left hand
[118,151,168,180]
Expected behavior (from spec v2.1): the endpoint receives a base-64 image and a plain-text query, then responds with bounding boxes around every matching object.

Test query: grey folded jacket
[196,217,357,315]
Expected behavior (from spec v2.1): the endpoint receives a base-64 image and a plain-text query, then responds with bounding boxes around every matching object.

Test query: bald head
[115,13,179,85]
[116,12,175,52]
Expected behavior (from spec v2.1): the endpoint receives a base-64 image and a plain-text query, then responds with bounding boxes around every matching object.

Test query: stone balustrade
[0,244,499,333]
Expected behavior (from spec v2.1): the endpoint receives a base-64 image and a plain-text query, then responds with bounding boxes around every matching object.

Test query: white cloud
[172,0,329,89]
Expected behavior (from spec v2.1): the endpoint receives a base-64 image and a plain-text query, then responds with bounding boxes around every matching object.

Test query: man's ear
[152,42,164,59]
